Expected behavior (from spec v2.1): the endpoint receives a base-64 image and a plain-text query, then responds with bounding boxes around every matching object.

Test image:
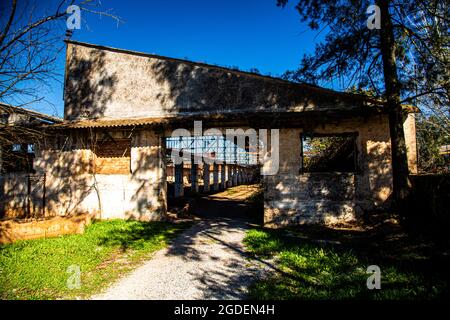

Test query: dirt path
[92,185,269,300]
[193,184,262,222]
[91,219,268,300]
[206,184,261,201]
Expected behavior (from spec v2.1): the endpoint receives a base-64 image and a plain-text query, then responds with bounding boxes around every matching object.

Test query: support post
[174,163,184,197]
[191,163,198,193]
[227,165,233,188]
[221,164,227,189]
[212,163,219,191]
[203,163,210,193]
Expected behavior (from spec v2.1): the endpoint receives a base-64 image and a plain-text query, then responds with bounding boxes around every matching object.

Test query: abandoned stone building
[0,103,62,172]
[0,40,419,227]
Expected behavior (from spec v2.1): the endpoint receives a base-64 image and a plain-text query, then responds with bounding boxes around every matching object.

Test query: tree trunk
[377,0,411,204]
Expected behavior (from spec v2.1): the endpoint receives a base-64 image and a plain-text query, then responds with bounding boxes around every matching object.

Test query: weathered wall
[56,41,421,226]
[264,115,396,227]
[64,42,376,121]
[0,214,91,244]
[94,138,131,174]
[23,128,168,220]
[0,173,45,218]
[404,113,418,174]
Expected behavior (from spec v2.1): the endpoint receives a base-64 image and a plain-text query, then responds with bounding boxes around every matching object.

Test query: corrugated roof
[47,104,419,129]
[49,112,263,129]
[49,117,170,128]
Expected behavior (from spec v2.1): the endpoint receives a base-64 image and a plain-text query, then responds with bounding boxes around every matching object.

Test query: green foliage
[302,134,356,172]
[416,114,450,173]
[244,228,449,300]
[0,219,190,300]
[278,0,449,128]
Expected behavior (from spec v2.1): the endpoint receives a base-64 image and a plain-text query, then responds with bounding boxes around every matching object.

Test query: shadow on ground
[162,218,281,299]
[243,214,450,299]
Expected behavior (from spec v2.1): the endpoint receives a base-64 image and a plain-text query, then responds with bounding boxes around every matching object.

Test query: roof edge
[65,40,385,105]
[0,102,63,123]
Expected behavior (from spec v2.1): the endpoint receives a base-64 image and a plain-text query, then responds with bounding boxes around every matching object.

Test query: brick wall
[94,138,131,174]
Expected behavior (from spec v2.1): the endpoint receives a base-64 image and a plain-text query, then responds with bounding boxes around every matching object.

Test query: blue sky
[32,0,321,117]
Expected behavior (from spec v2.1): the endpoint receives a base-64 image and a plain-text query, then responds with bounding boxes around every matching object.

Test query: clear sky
[34,0,321,117]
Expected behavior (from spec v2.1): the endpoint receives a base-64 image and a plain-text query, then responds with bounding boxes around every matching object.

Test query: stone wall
[23,128,168,221]
[57,41,420,227]
[64,41,377,121]
[0,173,45,218]
[94,138,131,174]
[263,114,417,227]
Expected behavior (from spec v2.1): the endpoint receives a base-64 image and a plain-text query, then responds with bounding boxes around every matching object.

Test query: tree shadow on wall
[149,59,369,117]
[64,49,117,120]
[264,172,357,227]
[127,132,167,220]
[1,42,120,220]
[16,49,120,219]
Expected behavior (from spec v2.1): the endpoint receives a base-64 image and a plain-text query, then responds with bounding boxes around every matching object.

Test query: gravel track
[91,219,269,300]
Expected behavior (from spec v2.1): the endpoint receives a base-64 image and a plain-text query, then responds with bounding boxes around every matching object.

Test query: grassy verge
[0,219,191,300]
[244,223,449,300]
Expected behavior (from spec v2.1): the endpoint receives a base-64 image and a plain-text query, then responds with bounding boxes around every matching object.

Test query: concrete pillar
[203,163,210,193]
[212,163,219,191]
[237,167,242,185]
[226,165,232,188]
[130,130,167,219]
[220,164,226,189]
[190,163,199,192]
[174,163,184,197]
[231,166,235,185]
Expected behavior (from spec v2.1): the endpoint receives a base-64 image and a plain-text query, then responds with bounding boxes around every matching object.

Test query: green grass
[222,189,239,196]
[244,226,449,300]
[0,219,190,300]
